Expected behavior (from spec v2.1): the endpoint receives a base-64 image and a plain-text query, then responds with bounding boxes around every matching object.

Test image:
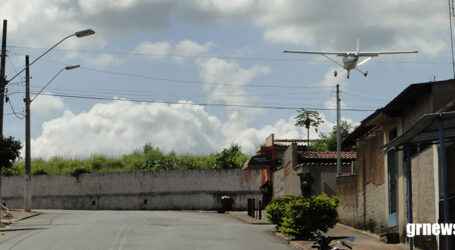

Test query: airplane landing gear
[334,70,337,77]
[364,70,368,77]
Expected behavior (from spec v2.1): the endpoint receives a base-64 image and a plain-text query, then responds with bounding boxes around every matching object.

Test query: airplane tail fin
[356,35,360,55]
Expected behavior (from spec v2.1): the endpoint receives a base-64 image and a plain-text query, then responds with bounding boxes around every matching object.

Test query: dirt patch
[0,206,40,225]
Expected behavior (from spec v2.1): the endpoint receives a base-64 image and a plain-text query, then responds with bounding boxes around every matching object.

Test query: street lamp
[24,56,80,212]
[0,25,95,136]
[8,29,94,84]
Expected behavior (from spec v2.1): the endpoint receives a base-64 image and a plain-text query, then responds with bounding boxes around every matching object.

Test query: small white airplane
[283,36,418,78]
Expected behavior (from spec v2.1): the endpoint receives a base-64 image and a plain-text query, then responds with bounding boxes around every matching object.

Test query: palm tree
[295,108,324,148]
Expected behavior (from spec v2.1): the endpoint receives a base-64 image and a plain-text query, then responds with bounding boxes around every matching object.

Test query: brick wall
[336,174,357,227]
[355,132,387,233]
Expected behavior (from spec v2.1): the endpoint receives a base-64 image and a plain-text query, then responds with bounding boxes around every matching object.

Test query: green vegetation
[7,143,249,177]
[295,108,324,147]
[0,136,22,175]
[265,195,301,227]
[310,120,356,152]
[266,194,340,239]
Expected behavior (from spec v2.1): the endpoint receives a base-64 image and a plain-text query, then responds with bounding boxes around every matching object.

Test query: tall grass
[8,144,245,177]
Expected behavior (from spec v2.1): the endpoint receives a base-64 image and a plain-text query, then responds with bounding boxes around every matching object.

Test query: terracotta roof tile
[298,151,357,160]
[296,151,357,168]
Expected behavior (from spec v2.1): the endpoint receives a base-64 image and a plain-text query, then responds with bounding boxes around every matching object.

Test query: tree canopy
[215,144,248,169]
[295,108,324,147]
[0,136,22,177]
[0,136,22,170]
[311,120,356,152]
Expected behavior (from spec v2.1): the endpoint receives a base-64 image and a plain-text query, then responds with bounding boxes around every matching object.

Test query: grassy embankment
[7,144,248,177]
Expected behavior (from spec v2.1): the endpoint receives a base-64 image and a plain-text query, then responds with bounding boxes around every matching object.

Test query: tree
[311,120,356,152]
[215,144,248,169]
[0,136,22,174]
[0,136,22,214]
[295,108,324,147]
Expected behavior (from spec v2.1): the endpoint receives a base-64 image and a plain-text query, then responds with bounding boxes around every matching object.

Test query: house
[243,134,356,197]
[338,79,455,249]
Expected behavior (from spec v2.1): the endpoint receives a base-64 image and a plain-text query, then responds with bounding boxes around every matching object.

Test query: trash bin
[217,195,233,213]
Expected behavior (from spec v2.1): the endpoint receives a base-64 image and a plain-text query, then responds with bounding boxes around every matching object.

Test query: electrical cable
[7,45,451,65]
[7,97,24,119]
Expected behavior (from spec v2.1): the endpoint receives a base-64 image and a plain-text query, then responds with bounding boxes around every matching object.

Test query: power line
[7,45,452,65]
[30,92,375,112]
[9,52,329,89]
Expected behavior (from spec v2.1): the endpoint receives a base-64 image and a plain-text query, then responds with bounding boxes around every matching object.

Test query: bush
[279,194,340,239]
[70,167,91,178]
[265,195,302,227]
[33,169,48,175]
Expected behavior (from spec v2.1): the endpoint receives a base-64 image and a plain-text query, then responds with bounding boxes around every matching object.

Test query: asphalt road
[0,210,293,250]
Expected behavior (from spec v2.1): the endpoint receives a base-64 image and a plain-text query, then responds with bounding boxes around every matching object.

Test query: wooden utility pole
[0,20,7,137]
[24,55,31,212]
[336,84,341,175]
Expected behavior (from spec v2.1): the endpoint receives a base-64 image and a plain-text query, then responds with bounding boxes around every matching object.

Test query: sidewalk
[1,209,40,225]
[229,211,410,250]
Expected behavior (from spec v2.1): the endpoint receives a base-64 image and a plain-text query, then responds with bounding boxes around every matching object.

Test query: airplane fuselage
[342,53,358,70]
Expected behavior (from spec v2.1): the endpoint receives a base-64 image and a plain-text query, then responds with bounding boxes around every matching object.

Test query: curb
[15,212,42,222]
[267,229,304,250]
[336,223,381,240]
[228,212,271,225]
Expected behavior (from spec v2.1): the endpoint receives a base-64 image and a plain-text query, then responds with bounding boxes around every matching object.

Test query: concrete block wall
[2,169,262,210]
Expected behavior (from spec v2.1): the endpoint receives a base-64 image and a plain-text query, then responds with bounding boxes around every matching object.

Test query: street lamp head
[65,65,80,70]
[75,29,95,38]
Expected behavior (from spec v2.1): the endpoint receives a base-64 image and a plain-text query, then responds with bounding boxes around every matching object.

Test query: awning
[382,111,455,250]
[383,111,455,151]
[242,155,272,170]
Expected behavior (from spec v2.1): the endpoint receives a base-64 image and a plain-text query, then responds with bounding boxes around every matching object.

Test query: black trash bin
[217,195,233,213]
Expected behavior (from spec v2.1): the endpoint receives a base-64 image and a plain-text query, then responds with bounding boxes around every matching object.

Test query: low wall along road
[2,169,262,210]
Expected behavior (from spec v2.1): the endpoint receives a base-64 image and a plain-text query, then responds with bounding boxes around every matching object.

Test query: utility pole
[0,20,7,137]
[24,55,31,212]
[336,84,341,175]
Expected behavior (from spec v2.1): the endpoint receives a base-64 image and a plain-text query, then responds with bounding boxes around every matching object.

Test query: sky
[1,0,453,159]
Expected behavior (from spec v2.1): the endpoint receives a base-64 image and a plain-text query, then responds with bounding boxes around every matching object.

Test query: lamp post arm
[8,34,75,83]
[31,68,65,102]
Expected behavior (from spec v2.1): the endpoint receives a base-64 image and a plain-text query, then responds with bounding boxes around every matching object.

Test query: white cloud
[174,40,214,63]
[196,57,270,105]
[133,41,172,61]
[30,99,346,159]
[31,93,65,116]
[1,0,448,60]
[32,100,224,159]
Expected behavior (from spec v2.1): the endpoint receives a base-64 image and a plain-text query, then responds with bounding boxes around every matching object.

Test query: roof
[274,139,314,147]
[343,79,455,146]
[383,111,455,151]
[296,151,357,167]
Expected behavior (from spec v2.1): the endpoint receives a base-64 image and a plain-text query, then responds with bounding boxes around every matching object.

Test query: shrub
[279,194,340,239]
[70,167,91,178]
[33,169,48,175]
[265,195,302,227]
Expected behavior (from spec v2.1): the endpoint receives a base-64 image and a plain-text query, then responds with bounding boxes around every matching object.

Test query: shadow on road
[0,227,47,232]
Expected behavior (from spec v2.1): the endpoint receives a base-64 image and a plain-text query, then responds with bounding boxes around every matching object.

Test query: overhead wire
[7,45,452,65]
[31,92,375,112]
[9,52,330,89]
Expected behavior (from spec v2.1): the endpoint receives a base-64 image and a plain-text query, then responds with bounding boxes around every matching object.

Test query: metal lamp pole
[24,59,80,212]
[0,24,94,137]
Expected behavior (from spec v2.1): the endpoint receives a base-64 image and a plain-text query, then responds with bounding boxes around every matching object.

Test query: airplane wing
[357,51,418,57]
[283,50,347,56]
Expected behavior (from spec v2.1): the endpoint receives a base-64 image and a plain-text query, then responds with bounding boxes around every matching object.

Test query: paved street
[0,210,293,250]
